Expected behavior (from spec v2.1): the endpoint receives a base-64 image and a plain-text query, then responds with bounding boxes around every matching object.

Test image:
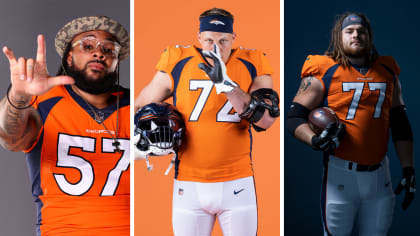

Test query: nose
[92,46,106,60]
[93,51,106,60]
[212,43,221,51]
[352,30,359,38]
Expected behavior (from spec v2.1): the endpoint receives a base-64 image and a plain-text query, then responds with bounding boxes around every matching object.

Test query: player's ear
[232,32,236,41]
[66,51,73,66]
[197,32,202,43]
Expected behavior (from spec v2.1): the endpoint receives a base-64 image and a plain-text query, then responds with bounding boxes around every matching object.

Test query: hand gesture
[198,44,237,94]
[395,167,416,210]
[3,34,74,100]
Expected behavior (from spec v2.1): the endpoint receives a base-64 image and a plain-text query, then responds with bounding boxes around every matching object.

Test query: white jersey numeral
[368,83,387,118]
[100,138,130,196]
[342,82,387,120]
[189,80,240,122]
[54,133,130,196]
[189,80,213,121]
[217,101,240,122]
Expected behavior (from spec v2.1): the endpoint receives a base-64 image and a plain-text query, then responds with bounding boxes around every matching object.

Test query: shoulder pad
[157,45,198,72]
[377,56,400,76]
[301,55,337,79]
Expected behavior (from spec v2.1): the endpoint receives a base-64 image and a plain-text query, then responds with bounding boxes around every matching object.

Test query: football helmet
[134,102,185,173]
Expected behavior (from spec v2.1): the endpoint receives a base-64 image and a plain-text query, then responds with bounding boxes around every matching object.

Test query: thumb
[47,75,75,89]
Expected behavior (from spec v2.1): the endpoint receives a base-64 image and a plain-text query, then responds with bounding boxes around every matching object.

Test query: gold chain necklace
[61,63,122,152]
[82,93,121,153]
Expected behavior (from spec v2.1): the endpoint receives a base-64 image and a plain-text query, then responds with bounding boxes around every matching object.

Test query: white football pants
[172,176,257,236]
[322,155,395,236]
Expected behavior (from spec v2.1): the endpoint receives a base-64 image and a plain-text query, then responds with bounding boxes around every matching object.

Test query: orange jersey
[156,45,273,182]
[301,55,398,165]
[24,85,130,235]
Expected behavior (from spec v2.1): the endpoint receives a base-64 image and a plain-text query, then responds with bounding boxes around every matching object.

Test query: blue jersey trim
[171,56,193,106]
[381,64,396,84]
[37,97,63,123]
[65,85,130,121]
[248,126,254,173]
[26,132,44,236]
[321,64,340,107]
[27,96,63,235]
[238,58,257,81]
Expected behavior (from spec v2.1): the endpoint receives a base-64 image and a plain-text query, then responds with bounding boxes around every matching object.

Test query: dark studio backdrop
[0,0,129,235]
[285,0,420,235]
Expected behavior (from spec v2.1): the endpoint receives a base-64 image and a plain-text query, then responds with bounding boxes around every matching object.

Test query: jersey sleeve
[22,96,43,153]
[155,46,183,73]
[301,55,323,79]
[388,56,400,76]
[155,46,171,73]
[257,50,273,76]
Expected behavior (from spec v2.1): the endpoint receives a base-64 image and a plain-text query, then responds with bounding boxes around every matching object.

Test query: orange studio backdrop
[134,0,280,235]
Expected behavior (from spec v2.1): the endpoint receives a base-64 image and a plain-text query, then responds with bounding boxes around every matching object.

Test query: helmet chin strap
[143,151,177,176]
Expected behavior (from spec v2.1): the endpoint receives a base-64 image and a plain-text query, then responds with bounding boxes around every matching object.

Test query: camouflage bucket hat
[55,16,129,60]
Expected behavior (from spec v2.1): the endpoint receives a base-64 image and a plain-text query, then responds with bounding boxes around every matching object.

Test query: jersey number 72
[189,80,241,123]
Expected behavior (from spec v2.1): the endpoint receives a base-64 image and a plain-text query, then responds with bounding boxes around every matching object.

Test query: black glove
[198,53,223,83]
[198,44,237,94]
[395,166,416,210]
[311,122,346,154]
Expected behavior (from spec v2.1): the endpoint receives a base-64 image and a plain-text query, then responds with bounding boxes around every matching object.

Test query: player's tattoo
[297,76,315,95]
[2,97,36,147]
[5,105,22,136]
[9,124,32,147]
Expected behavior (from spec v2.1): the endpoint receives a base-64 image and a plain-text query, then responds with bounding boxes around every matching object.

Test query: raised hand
[3,34,74,101]
[198,44,237,94]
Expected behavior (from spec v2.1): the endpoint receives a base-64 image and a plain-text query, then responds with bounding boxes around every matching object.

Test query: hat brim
[55,16,129,60]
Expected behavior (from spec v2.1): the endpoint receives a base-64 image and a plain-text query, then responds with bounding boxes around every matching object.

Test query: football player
[286,12,415,235]
[0,16,130,235]
[134,7,279,236]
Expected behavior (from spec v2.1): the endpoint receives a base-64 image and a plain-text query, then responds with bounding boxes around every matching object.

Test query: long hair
[56,43,72,76]
[325,12,378,67]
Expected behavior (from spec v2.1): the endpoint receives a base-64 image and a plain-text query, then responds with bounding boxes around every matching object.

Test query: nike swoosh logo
[234,188,245,195]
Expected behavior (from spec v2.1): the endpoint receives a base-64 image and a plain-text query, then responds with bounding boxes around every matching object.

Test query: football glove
[395,166,416,210]
[311,122,346,154]
[198,44,238,94]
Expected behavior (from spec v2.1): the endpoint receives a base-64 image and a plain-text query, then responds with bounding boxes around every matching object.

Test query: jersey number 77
[342,82,387,120]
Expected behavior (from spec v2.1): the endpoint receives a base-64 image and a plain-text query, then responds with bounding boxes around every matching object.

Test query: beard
[343,43,369,58]
[67,62,118,95]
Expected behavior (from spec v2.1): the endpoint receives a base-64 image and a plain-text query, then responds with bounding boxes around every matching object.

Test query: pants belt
[348,162,381,172]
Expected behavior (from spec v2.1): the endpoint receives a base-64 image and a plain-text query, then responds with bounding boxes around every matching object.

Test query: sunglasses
[72,36,121,58]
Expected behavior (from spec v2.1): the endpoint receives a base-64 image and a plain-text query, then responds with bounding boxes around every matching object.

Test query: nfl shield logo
[178,188,184,196]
